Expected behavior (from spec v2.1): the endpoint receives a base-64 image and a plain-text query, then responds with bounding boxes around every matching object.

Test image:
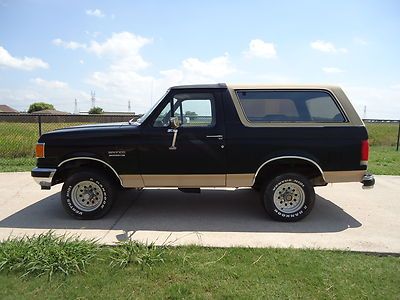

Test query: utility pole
[363,105,367,119]
[74,99,78,114]
[91,90,96,109]
[128,100,131,112]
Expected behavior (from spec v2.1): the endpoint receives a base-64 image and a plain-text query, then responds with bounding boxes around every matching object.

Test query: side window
[236,90,345,122]
[306,96,345,122]
[153,93,215,127]
[153,100,174,127]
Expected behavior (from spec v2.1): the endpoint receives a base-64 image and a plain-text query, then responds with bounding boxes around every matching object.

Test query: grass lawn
[0,234,399,299]
[0,157,36,172]
[368,146,400,175]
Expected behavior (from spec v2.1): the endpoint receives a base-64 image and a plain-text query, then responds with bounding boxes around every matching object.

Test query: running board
[178,188,201,194]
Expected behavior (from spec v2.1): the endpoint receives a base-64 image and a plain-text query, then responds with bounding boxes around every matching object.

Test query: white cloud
[157,53,236,90]
[310,40,348,53]
[51,31,236,113]
[0,46,49,71]
[79,59,84,64]
[244,39,277,59]
[86,9,105,18]
[87,50,235,113]
[87,32,150,56]
[181,54,236,78]
[31,77,68,89]
[52,38,86,50]
[322,67,345,73]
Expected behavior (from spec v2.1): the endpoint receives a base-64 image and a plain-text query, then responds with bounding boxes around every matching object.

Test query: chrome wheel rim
[71,181,103,212]
[273,182,305,214]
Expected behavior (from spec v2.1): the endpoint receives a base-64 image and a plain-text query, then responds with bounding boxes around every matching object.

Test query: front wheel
[61,169,115,219]
[262,173,315,222]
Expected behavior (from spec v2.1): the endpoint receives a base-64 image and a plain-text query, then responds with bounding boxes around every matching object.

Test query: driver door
[139,90,226,187]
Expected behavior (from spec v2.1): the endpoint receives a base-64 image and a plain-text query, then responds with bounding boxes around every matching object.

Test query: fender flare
[252,155,326,185]
[57,156,123,186]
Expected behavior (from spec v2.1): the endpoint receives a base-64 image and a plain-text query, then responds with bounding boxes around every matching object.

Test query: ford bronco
[32,83,374,221]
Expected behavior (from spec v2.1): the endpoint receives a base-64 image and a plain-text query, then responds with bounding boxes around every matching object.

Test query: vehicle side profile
[32,83,374,221]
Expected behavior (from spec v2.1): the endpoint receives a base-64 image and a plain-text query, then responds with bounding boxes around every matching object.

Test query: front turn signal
[35,143,45,158]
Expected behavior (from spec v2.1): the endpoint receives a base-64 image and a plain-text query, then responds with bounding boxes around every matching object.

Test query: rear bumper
[362,174,375,189]
[31,167,56,190]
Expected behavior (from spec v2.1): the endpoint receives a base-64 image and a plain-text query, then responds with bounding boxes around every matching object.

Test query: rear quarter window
[236,90,346,123]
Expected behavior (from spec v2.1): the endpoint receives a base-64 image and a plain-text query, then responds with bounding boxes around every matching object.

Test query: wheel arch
[253,156,326,187]
[52,157,123,187]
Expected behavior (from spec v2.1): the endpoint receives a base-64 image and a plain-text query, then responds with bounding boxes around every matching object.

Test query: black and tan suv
[32,83,374,221]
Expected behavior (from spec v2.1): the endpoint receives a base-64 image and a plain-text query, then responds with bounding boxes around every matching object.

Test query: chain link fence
[363,119,400,151]
[0,115,398,162]
[0,114,139,159]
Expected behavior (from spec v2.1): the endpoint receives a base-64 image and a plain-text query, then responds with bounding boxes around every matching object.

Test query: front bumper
[362,173,375,189]
[31,167,56,190]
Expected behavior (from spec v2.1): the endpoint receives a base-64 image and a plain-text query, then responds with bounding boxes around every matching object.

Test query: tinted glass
[236,90,345,122]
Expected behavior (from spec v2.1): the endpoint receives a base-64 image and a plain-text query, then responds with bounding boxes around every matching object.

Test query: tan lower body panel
[120,175,145,188]
[226,174,254,187]
[120,171,364,188]
[324,170,366,183]
[142,174,226,187]
[120,174,255,188]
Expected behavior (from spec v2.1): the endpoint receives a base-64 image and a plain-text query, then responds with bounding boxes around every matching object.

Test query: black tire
[261,173,315,222]
[61,169,115,219]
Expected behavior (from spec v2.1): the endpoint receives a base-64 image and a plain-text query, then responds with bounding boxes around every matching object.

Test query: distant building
[0,104,19,113]
[79,111,134,115]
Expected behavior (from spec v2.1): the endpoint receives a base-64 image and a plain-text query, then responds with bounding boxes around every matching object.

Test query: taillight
[360,140,369,164]
[35,143,45,158]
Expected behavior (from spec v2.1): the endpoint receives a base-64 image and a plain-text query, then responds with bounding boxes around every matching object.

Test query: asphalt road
[0,172,399,253]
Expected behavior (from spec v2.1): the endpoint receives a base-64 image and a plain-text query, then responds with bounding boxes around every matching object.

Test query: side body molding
[253,156,326,184]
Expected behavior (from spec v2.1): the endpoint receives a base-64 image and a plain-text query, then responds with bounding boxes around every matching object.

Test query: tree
[28,102,55,113]
[185,111,198,116]
[88,106,104,114]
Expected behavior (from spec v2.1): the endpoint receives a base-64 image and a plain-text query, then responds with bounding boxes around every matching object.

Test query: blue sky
[0,0,399,118]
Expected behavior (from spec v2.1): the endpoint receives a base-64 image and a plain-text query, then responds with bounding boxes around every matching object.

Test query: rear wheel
[61,169,115,219]
[262,173,315,222]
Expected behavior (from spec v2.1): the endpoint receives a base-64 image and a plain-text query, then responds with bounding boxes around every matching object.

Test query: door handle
[206,135,223,140]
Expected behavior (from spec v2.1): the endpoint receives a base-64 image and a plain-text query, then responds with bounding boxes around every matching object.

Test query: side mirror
[169,116,180,129]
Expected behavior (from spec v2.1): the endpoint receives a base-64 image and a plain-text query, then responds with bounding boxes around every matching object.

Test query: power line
[74,99,78,114]
[91,90,96,108]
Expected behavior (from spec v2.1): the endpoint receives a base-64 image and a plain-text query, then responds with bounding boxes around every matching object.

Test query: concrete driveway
[0,172,399,253]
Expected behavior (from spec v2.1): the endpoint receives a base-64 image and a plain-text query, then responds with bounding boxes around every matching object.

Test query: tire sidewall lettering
[64,176,108,216]
[267,174,312,221]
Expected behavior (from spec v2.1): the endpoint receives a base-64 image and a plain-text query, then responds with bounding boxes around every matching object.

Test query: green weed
[0,232,99,280]
[109,240,166,269]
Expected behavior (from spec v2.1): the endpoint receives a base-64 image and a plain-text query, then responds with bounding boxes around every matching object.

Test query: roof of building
[0,104,18,113]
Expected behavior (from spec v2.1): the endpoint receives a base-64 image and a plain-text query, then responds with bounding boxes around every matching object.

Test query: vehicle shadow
[0,188,361,233]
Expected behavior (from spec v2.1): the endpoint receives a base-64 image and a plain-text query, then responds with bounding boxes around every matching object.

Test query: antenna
[91,90,96,108]
[128,100,131,112]
[74,99,78,114]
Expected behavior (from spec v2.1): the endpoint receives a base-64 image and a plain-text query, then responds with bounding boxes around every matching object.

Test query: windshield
[132,89,170,124]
